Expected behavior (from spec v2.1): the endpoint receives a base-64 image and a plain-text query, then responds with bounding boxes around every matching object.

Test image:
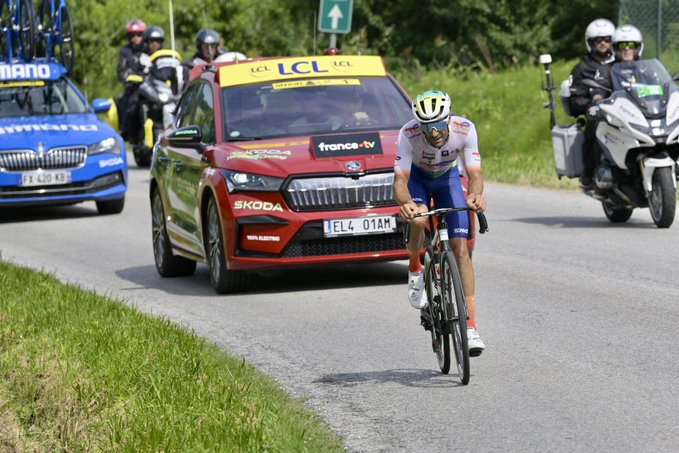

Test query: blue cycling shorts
[407,165,469,238]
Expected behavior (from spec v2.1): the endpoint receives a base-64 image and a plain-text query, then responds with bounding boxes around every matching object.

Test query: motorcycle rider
[184,29,223,68]
[612,25,644,63]
[568,18,616,189]
[144,26,165,56]
[139,26,183,131]
[117,19,148,84]
[393,90,487,356]
[116,19,148,140]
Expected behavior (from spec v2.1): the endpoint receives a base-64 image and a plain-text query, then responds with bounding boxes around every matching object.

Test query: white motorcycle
[540,55,678,228]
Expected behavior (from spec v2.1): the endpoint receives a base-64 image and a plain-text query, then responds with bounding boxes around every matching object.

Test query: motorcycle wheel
[133,145,152,168]
[649,166,676,229]
[602,200,633,223]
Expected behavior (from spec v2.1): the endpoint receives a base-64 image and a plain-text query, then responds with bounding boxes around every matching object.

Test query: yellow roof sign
[218,55,386,88]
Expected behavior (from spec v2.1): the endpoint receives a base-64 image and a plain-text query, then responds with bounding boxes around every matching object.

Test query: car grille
[0,147,87,171]
[284,172,396,212]
[281,231,405,257]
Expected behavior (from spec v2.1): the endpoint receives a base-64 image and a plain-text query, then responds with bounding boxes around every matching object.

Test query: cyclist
[568,18,616,190]
[393,90,487,356]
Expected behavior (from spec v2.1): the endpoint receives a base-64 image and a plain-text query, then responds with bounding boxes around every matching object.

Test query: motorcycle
[105,50,183,167]
[540,55,679,228]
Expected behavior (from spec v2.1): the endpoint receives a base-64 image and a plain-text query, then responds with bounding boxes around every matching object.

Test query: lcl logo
[333,60,355,73]
[249,65,271,78]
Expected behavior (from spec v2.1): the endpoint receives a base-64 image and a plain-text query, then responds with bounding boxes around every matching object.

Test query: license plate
[323,215,397,238]
[20,170,71,187]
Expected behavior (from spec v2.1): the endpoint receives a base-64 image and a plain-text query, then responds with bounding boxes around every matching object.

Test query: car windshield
[0,78,88,118]
[220,76,412,140]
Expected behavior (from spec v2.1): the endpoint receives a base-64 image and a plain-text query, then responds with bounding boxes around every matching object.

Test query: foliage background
[68,0,616,99]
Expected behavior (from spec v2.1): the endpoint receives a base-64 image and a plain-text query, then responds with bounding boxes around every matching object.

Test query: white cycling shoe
[407,271,428,309]
[467,328,486,357]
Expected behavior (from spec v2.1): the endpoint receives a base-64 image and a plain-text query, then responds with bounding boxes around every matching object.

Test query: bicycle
[35,0,73,71]
[0,0,35,62]
[415,206,488,385]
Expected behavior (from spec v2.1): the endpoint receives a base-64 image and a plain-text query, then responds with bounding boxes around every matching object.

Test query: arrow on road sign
[328,4,343,30]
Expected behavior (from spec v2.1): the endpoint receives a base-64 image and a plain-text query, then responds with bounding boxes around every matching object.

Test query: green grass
[393,59,585,190]
[0,260,343,452]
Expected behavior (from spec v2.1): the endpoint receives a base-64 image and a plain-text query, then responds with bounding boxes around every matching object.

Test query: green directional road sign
[318,0,353,34]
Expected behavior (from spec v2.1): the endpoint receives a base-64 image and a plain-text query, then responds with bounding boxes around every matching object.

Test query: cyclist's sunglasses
[130,32,144,37]
[617,41,639,49]
[420,120,448,135]
[592,36,611,44]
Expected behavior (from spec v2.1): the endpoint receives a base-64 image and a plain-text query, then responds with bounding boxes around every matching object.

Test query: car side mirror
[167,125,206,151]
[92,98,112,113]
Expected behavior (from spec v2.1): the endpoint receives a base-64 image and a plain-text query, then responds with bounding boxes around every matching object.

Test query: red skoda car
[149,55,472,293]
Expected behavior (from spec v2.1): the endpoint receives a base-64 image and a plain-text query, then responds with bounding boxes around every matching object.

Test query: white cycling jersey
[394,116,481,179]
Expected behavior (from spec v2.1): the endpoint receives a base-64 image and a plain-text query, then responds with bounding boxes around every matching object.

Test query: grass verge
[0,260,343,452]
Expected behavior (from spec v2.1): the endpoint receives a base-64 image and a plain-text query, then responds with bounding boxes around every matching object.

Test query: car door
[165,81,214,257]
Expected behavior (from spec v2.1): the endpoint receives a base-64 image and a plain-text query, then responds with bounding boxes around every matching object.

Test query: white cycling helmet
[412,90,451,123]
[613,25,644,59]
[585,18,615,52]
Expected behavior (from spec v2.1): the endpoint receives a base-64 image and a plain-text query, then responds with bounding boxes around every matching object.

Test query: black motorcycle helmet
[196,28,220,58]
[144,26,165,43]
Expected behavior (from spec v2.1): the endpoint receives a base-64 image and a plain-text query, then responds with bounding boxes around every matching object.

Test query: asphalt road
[2,164,679,452]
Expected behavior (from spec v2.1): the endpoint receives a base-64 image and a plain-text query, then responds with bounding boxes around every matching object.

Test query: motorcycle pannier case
[551,123,584,178]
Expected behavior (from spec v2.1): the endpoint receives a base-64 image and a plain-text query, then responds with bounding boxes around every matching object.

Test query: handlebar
[415,207,489,234]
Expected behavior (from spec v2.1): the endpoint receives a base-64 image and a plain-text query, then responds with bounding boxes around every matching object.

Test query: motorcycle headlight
[222,170,284,193]
[88,137,122,155]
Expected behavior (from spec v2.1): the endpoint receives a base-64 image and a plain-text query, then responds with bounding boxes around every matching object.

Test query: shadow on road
[513,216,655,229]
[314,368,465,388]
[0,204,99,223]
[115,261,408,296]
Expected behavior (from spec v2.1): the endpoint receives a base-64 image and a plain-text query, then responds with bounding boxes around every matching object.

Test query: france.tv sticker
[311,132,383,158]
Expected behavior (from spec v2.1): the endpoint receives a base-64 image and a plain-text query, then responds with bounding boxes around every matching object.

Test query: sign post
[318,0,353,49]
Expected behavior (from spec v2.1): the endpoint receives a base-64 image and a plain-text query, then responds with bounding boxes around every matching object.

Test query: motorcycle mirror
[582,78,612,92]
[539,54,552,65]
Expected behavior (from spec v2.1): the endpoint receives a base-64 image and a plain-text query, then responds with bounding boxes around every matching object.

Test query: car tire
[205,196,251,294]
[96,197,125,214]
[151,188,196,277]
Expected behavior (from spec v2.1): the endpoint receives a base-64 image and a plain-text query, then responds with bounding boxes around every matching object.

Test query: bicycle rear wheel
[0,1,9,60]
[441,251,469,385]
[56,5,73,71]
[17,0,35,60]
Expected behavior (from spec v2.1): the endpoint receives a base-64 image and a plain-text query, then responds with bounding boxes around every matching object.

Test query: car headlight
[88,137,122,155]
[222,170,284,193]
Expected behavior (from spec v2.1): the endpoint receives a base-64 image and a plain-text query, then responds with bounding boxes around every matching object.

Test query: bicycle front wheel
[17,0,35,60]
[441,251,469,385]
[424,247,450,374]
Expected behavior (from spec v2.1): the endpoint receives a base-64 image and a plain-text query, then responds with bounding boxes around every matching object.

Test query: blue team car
[0,61,127,214]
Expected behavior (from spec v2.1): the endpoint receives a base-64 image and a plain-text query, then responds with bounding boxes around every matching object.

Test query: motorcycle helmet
[196,29,220,48]
[325,47,341,55]
[144,26,165,43]
[585,18,615,52]
[613,25,644,60]
[412,90,452,123]
[126,19,147,36]
[214,51,248,63]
